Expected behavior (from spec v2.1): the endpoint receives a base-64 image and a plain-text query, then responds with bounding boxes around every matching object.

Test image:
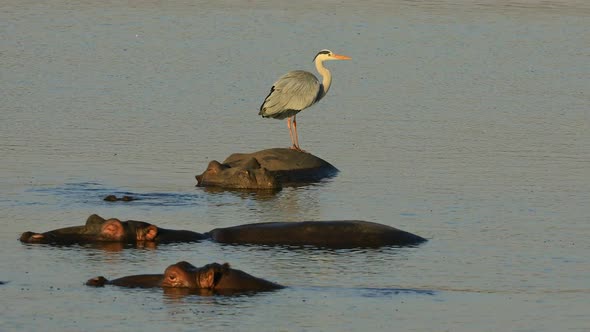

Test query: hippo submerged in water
[196,148,338,190]
[103,195,135,202]
[20,214,426,248]
[86,261,283,295]
[19,214,206,245]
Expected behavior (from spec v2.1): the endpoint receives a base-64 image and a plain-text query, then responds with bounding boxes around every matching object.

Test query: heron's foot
[289,145,307,153]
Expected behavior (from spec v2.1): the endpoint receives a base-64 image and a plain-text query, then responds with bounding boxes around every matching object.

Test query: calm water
[1,1,589,331]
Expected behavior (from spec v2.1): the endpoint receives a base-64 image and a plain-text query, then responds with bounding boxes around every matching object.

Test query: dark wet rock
[196,148,338,189]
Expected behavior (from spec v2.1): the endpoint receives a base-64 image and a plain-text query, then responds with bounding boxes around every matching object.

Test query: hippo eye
[168,274,176,280]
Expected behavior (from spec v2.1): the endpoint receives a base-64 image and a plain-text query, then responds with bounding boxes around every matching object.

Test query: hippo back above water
[208,220,426,248]
[19,215,425,249]
[196,148,338,189]
[19,214,206,245]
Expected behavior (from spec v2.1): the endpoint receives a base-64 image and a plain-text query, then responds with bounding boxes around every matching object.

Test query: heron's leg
[286,118,296,149]
[292,116,306,152]
[292,115,300,149]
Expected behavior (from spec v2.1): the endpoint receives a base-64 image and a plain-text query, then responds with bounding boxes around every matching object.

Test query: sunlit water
[1,1,588,331]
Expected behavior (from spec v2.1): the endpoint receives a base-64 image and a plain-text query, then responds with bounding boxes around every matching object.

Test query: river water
[1,1,588,331]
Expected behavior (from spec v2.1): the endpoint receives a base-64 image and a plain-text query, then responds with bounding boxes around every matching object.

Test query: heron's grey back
[259,70,321,120]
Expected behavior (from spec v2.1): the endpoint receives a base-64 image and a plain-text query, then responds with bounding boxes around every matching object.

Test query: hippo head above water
[86,261,284,295]
[196,159,278,190]
[19,214,206,245]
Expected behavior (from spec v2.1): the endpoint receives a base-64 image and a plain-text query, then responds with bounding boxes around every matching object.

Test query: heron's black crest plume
[312,49,331,61]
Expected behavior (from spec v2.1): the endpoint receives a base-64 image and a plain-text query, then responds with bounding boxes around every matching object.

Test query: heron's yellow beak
[332,54,352,60]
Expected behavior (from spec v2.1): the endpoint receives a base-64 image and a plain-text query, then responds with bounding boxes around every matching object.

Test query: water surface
[1,0,588,331]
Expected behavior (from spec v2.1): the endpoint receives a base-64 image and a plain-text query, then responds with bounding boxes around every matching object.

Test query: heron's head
[313,49,352,62]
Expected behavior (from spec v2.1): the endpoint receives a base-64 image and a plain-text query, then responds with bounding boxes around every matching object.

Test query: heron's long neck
[315,59,332,100]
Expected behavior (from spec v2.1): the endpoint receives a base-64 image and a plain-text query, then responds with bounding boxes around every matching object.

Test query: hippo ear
[101,219,125,241]
[144,225,158,241]
[200,269,216,289]
[243,157,261,170]
[86,214,106,226]
[206,160,224,174]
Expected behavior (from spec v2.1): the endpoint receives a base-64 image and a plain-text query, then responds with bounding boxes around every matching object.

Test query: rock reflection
[201,186,281,201]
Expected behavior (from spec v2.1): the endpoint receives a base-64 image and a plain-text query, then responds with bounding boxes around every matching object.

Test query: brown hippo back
[208,220,426,248]
[213,266,283,292]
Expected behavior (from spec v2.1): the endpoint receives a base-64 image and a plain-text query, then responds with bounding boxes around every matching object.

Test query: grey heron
[259,49,351,152]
